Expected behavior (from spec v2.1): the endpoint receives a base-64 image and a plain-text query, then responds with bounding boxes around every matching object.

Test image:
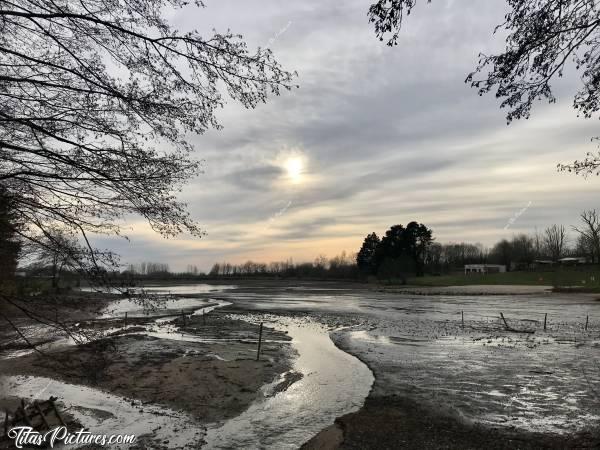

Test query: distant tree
[375,222,433,276]
[491,239,513,270]
[376,225,406,265]
[28,228,80,289]
[424,242,443,274]
[368,0,600,175]
[574,210,600,265]
[533,228,545,259]
[575,233,597,263]
[356,232,380,275]
[544,225,567,261]
[440,242,485,269]
[510,234,535,268]
[186,265,199,276]
[314,255,329,273]
[329,251,357,278]
[377,256,414,284]
[402,221,433,276]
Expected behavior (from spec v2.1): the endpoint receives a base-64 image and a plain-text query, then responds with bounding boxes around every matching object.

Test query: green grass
[402,268,600,289]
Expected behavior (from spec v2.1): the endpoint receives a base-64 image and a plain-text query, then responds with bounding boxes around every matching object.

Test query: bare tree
[575,233,597,262]
[533,227,545,259]
[26,227,80,289]
[574,210,600,265]
[367,0,600,175]
[544,224,566,262]
[1,0,295,280]
[0,0,295,352]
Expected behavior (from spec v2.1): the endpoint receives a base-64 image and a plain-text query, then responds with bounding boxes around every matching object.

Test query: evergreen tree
[356,232,380,275]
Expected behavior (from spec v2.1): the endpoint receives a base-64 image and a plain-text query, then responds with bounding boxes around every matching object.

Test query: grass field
[404,268,600,290]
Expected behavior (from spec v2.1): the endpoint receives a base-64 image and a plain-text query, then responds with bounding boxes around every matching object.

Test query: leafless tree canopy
[573,209,600,263]
[0,0,296,277]
[544,224,566,261]
[368,0,600,175]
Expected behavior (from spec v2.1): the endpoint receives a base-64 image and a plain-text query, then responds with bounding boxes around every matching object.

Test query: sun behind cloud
[285,157,304,182]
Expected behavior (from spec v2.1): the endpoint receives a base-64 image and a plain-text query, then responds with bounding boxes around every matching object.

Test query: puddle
[0,375,204,448]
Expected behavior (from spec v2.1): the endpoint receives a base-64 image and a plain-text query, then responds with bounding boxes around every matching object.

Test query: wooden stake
[544,313,547,331]
[500,312,534,334]
[585,315,589,331]
[124,312,128,327]
[256,322,263,361]
[461,311,464,329]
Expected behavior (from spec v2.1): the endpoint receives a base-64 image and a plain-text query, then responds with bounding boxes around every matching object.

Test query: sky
[98,0,600,272]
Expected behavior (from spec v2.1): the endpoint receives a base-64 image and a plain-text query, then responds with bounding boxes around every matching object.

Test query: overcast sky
[96,0,600,272]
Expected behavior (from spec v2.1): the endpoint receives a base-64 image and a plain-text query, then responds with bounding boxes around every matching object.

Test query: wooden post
[124,312,128,327]
[585,315,589,331]
[500,312,509,330]
[256,322,263,361]
[181,309,186,326]
[461,311,464,329]
[544,313,547,331]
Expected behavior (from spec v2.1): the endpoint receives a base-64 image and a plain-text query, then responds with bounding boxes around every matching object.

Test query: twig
[500,312,535,334]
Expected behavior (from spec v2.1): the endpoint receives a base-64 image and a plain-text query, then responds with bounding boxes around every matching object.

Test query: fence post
[256,322,263,361]
[544,313,547,331]
[124,312,128,327]
[585,315,589,331]
[461,311,464,329]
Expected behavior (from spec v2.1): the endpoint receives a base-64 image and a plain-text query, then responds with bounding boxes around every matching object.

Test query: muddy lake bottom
[2,280,600,448]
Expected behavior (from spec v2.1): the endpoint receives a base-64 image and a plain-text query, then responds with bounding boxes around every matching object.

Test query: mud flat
[305,315,600,449]
[207,280,600,448]
[0,310,295,448]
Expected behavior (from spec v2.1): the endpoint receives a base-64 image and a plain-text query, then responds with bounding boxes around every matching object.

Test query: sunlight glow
[285,157,304,182]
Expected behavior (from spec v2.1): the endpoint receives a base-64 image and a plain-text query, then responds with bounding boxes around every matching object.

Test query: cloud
[102,0,600,271]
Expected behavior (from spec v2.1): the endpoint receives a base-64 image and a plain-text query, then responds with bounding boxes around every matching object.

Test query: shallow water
[0,375,204,449]
[203,318,374,449]
[215,285,600,436]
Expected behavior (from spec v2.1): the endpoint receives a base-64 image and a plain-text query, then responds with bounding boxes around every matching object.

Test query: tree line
[208,252,358,280]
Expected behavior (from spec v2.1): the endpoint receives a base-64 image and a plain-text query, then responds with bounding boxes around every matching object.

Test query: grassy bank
[401,268,600,290]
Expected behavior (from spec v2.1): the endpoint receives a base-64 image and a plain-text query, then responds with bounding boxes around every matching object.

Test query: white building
[464,264,506,274]
[558,257,588,265]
